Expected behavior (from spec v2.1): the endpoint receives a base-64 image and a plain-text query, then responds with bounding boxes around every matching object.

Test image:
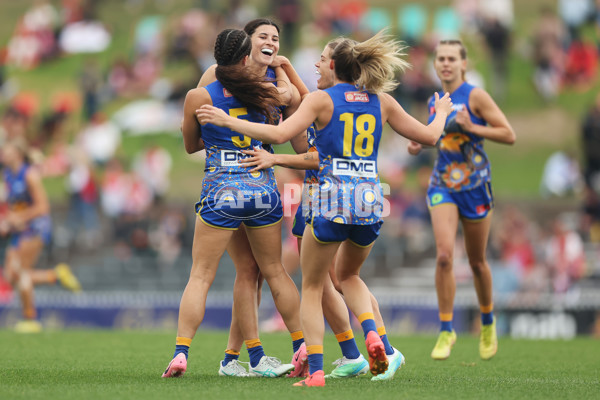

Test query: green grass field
[0,330,598,400]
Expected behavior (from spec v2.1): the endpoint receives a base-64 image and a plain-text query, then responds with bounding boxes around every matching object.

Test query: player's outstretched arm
[196,91,323,144]
[383,92,452,146]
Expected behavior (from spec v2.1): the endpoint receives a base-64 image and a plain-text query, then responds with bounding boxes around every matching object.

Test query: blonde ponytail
[332,30,410,94]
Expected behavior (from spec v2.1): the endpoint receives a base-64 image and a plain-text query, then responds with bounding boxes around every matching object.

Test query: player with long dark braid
[197,30,452,386]
[162,28,299,378]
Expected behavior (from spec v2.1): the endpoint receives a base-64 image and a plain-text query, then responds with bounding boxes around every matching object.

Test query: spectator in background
[78,111,121,166]
[581,92,600,242]
[539,150,582,198]
[543,214,586,293]
[272,0,300,51]
[65,145,101,250]
[132,143,172,206]
[562,32,598,91]
[479,16,511,103]
[531,6,567,101]
[492,206,540,291]
[558,0,594,42]
[596,0,600,53]
[397,3,427,46]
[80,59,102,121]
[582,93,600,191]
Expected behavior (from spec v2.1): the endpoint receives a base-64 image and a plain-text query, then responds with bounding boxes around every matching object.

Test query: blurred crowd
[0,0,599,298]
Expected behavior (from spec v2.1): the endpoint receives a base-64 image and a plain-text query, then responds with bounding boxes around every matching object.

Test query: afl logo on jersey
[345,92,369,102]
[223,88,233,97]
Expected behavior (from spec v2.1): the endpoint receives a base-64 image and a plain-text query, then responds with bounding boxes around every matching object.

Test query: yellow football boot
[431,330,457,360]
[55,263,82,292]
[15,320,42,333]
[479,318,498,360]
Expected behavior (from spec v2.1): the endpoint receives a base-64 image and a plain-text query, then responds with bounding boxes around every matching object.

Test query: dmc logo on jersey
[332,158,376,178]
[223,88,233,97]
[221,150,251,166]
[345,92,369,102]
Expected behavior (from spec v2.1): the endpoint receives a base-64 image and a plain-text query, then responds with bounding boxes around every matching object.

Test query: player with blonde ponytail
[197,29,453,386]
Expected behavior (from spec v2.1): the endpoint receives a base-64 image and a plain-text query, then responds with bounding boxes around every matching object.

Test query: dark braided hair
[214,29,282,125]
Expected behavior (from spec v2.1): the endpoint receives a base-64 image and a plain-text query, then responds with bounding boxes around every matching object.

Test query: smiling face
[249,24,279,67]
[315,45,335,90]
[433,43,467,85]
[1,141,24,170]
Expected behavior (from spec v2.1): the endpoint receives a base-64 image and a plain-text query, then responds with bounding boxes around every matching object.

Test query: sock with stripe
[245,339,265,368]
[335,330,361,360]
[306,345,324,375]
[377,326,394,356]
[174,337,192,359]
[291,330,305,353]
[481,304,494,326]
[440,312,453,332]
[222,349,240,367]
[358,312,377,338]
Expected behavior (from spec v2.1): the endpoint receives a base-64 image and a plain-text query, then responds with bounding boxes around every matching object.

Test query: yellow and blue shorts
[291,203,309,238]
[308,215,382,247]
[427,182,494,220]
[9,215,52,247]
[196,191,283,230]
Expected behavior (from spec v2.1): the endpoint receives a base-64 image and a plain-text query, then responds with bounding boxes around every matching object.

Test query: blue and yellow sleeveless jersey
[427,81,490,192]
[200,80,279,203]
[313,83,384,225]
[3,164,52,245]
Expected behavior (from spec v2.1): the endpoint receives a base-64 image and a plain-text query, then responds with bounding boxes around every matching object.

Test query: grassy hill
[1,0,597,203]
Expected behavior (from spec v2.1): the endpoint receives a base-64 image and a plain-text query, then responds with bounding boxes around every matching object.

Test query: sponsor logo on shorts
[206,183,279,220]
[431,193,444,205]
[476,203,491,215]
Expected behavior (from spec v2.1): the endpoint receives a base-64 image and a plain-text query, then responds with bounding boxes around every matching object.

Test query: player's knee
[235,265,260,282]
[188,266,217,286]
[436,252,453,271]
[18,271,33,291]
[469,259,488,276]
[259,263,286,281]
